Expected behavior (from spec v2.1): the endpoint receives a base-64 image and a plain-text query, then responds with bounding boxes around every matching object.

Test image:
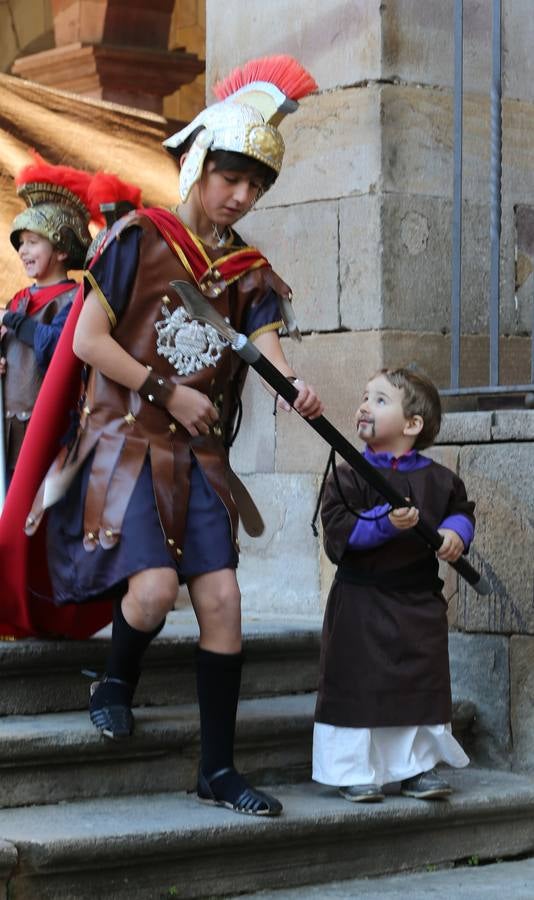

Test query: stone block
[274,331,382,474]
[341,192,522,337]
[238,473,321,615]
[206,0,382,92]
[381,195,517,335]
[339,194,383,331]
[437,412,493,445]
[258,85,382,208]
[381,1,534,103]
[457,443,534,635]
[449,632,511,766]
[381,0,491,93]
[510,636,534,771]
[241,200,340,333]
[491,411,534,442]
[382,86,534,206]
[231,372,275,476]
[207,0,534,102]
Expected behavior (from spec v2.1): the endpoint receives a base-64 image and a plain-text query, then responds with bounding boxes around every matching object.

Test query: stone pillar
[205,1,534,642]
[11,0,204,113]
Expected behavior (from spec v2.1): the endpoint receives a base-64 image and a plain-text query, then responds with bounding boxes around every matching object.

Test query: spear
[170,280,490,596]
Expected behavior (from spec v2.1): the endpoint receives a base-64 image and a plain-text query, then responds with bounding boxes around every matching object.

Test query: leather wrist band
[138,371,174,409]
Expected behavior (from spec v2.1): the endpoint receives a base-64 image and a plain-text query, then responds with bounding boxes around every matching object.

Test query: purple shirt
[347,447,474,552]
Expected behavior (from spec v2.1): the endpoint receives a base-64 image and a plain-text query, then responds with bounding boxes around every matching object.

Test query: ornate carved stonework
[11,0,204,114]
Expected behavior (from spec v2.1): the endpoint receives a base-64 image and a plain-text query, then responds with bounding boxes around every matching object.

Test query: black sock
[196,646,243,779]
[105,598,165,686]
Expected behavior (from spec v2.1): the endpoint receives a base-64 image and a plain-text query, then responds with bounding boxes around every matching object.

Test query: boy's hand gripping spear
[170,280,489,596]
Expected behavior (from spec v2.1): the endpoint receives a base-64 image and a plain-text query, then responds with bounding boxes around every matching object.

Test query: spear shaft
[171,280,489,596]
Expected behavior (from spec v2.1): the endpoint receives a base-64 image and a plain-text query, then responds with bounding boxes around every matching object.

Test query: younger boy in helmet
[0,154,92,476]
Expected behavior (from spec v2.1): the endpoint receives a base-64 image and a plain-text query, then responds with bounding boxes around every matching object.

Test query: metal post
[489,0,502,387]
[450,0,464,390]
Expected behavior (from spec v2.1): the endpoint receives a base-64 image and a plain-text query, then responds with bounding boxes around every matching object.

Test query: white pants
[312,722,469,787]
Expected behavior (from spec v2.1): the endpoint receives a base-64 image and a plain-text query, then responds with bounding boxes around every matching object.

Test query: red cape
[0,285,112,639]
[0,209,272,640]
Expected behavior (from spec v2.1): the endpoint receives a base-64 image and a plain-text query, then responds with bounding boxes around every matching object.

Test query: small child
[0,154,93,477]
[313,367,475,802]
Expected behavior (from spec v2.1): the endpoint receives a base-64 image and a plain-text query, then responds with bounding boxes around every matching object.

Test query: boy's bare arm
[254,329,323,419]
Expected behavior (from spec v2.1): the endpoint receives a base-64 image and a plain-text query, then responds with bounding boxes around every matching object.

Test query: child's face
[18,231,66,282]
[356,374,414,451]
[197,161,264,226]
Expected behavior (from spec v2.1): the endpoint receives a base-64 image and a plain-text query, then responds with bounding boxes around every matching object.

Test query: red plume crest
[213,55,317,102]
[87,172,142,223]
[15,150,92,211]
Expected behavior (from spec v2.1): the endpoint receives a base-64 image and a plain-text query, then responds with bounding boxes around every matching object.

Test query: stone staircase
[0,612,532,900]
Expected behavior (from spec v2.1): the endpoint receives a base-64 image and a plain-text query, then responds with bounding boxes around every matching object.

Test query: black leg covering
[89,599,165,740]
[196,646,243,776]
[195,646,283,816]
[106,598,165,686]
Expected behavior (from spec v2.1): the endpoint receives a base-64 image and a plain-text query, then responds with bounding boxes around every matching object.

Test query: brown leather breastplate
[4,286,77,470]
[4,287,77,416]
[64,216,281,559]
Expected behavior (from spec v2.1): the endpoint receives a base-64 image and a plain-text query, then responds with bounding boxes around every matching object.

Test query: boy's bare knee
[125,568,178,624]
[204,583,241,617]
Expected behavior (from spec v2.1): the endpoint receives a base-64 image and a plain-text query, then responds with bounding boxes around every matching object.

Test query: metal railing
[441,0,534,402]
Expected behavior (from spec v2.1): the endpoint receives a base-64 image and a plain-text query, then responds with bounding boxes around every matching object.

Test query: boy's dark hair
[378,366,442,450]
[170,126,277,192]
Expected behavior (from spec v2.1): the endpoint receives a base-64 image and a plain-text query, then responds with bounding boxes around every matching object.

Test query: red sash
[142,208,269,286]
[0,208,270,639]
[9,281,78,316]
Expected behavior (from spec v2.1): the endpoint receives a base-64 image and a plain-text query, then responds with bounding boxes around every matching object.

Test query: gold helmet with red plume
[163,55,317,203]
[10,152,93,269]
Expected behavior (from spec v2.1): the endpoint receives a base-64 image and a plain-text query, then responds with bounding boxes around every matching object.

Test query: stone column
[11,0,204,113]
[206,1,534,634]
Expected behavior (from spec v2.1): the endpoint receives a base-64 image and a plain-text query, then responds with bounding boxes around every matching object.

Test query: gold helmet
[163,55,317,203]
[10,153,93,269]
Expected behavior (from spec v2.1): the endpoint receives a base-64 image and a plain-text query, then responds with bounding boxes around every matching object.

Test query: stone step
[231,857,534,899]
[0,768,532,900]
[0,693,315,808]
[0,694,475,809]
[0,614,322,715]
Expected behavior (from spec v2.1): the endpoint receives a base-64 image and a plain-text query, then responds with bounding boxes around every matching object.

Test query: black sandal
[89,676,135,740]
[197,766,283,817]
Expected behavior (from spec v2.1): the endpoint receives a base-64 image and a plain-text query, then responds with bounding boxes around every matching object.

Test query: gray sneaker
[400,769,452,799]
[338,784,385,803]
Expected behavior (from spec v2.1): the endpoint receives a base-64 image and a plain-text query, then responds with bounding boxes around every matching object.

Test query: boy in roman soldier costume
[24,55,322,816]
[0,154,93,477]
[313,368,474,802]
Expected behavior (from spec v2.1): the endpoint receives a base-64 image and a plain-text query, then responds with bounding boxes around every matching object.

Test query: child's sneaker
[338,784,385,803]
[400,769,452,799]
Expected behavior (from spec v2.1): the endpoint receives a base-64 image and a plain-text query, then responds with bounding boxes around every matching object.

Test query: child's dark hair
[168,126,277,192]
[378,367,442,449]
